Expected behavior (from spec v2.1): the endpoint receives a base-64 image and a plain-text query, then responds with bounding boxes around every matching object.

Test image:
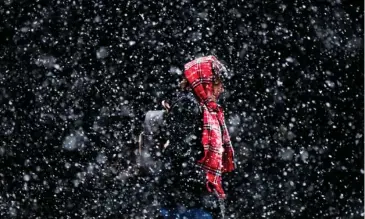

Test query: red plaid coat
[184,55,235,199]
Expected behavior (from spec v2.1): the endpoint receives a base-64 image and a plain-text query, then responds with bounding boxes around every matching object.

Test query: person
[157,55,235,219]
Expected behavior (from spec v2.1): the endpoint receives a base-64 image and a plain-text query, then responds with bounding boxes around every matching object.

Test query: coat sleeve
[163,96,203,162]
[158,95,210,210]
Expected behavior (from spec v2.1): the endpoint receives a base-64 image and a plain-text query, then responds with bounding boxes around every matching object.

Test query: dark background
[0,0,363,218]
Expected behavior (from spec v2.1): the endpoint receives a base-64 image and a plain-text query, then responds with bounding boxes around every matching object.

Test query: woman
[157,56,235,219]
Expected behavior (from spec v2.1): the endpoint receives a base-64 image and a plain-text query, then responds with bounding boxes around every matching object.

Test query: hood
[183,55,226,110]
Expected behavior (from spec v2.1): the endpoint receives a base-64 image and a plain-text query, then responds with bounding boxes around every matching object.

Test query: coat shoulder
[170,92,201,116]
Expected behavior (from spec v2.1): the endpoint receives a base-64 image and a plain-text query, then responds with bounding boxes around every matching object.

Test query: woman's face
[213,81,224,101]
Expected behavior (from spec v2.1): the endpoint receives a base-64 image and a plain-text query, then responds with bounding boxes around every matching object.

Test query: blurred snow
[279,148,295,161]
[62,130,87,151]
[96,47,109,59]
[0,0,362,218]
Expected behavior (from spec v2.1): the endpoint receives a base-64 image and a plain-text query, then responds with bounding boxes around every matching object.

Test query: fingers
[162,100,170,111]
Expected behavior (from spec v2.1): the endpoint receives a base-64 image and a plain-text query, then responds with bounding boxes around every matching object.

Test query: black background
[0,0,363,218]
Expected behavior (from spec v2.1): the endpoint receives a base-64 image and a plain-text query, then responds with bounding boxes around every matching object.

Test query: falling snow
[0,0,363,218]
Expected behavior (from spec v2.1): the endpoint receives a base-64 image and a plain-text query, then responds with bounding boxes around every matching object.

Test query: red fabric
[184,56,235,199]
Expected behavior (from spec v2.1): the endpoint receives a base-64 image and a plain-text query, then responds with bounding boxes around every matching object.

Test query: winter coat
[157,91,223,218]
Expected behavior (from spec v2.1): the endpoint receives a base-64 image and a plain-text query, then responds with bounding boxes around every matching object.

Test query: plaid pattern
[184,56,235,199]
[184,56,227,111]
